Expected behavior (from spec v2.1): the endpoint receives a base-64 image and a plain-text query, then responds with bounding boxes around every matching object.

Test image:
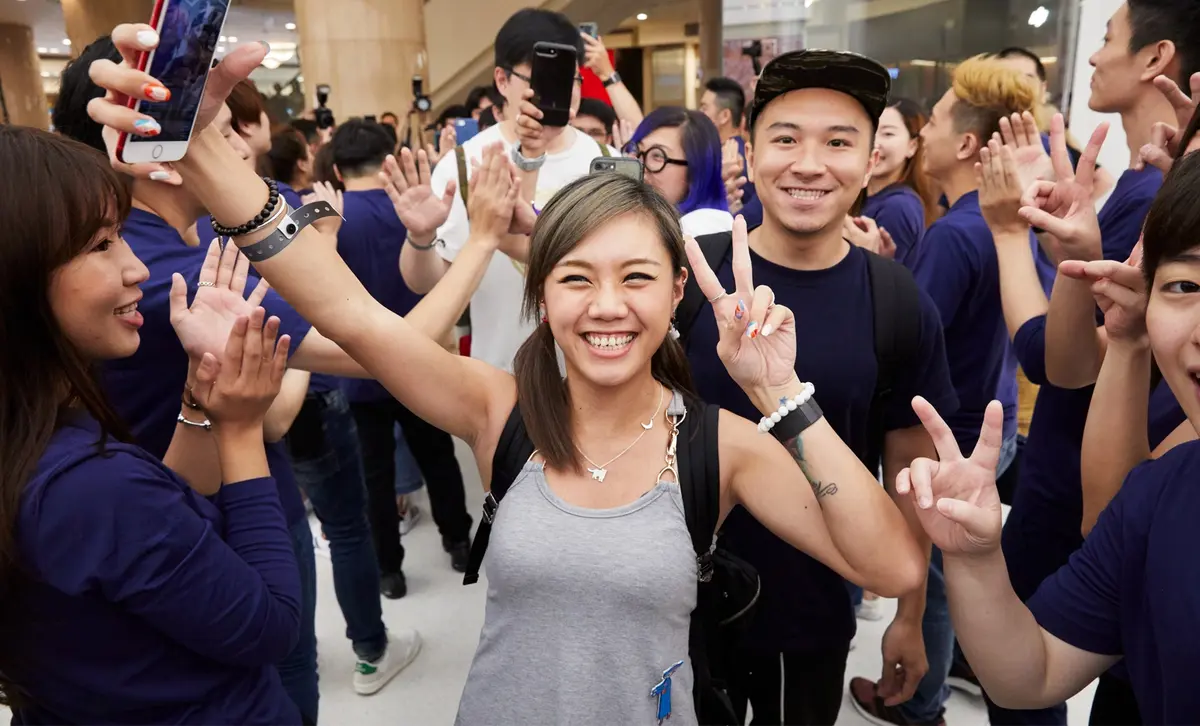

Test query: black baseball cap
[748,49,891,131]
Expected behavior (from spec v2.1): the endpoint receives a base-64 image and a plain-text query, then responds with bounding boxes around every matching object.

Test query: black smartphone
[590,156,644,183]
[531,41,577,128]
[579,22,599,38]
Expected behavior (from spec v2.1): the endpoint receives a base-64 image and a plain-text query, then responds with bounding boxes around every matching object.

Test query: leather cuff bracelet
[770,398,823,442]
[239,201,342,263]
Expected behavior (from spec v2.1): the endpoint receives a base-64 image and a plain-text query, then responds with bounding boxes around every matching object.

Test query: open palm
[382,148,456,239]
[897,397,1004,555]
[1018,114,1106,262]
[170,239,269,362]
[997,112,1054,193]
[685,216,797,390]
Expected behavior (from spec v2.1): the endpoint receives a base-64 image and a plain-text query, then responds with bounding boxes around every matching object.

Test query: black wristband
[770,398,823,443]
[211,177,280,238]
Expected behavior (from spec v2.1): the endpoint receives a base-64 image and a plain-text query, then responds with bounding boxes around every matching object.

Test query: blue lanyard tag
[649,660,685,724]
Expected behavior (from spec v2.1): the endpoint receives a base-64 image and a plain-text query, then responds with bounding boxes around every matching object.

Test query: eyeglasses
[627,146,688,173]
[507,69,585,86]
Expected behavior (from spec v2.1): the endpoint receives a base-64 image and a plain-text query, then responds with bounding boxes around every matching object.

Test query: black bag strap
[462,403,534,585]
[676,396,721,562]
[455,145,469,209]
[677,233,734,350]
[864,252,922,471]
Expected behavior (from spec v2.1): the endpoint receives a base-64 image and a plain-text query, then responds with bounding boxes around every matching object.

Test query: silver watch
[511,144,547,172]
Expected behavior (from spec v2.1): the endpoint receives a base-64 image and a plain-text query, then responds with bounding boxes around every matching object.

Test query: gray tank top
[455,395,699,725]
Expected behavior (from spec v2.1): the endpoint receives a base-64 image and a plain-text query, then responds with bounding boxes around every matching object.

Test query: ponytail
[513,322,576,472]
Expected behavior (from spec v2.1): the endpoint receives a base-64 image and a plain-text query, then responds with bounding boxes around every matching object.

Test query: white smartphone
[117,0,231,164]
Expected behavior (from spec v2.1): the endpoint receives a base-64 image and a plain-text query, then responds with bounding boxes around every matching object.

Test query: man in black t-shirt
[683,51,959,726]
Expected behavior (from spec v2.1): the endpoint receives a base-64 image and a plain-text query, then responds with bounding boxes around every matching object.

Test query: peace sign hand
[1017,114,1106,263]
[895,398,1005,556]
[684,216,796,393]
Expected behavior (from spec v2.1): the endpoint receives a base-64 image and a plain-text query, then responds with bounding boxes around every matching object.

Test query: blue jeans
[278,517,318,725]
[287,389,388,662]
[393,423,424,496]
[899,547,954,723]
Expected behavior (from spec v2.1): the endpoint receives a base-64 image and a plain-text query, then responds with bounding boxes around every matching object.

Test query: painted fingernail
[134,118,161,136]
[735,299,746,320]
[761,324,773,337]
[143,83,170,101]
[258,40,272,53]
[136,29,159,47]
[746,321,759,339]
[149,170,171,181]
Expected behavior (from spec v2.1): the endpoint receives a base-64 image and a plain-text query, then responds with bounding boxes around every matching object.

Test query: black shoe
[380,571,408,599]
[445,540,471,573]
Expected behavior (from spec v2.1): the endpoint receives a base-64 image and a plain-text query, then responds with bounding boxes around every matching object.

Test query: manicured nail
[136,29,159,48]
[134,118,161,136]
[735,299,746,320]
[920,496,932,509]
[746,321,759,339]
[149,170,171,181]
[258,40,271,53]
[143,83,170,101]
[761,324,773,337]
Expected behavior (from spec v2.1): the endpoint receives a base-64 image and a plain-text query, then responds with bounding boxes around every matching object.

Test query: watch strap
[239,201,342,263]
[603,71,622,88]
[770,398,823,443]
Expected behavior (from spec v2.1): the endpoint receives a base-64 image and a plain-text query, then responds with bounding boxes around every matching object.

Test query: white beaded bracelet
[758,382,816,433]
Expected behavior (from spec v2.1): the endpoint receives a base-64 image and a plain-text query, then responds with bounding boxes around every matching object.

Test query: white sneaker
[855,597,885,621]
[398,504,422,536]
[353,629,422,696]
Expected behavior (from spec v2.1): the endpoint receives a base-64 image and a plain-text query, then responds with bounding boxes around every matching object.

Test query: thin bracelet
[177,412,213,431]
[407,234,441,251]
[182,387,204,411]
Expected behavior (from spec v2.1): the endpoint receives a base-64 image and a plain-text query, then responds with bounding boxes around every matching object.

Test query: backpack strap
[596,139,611,157]
[676,232,734,350]
[455,145,470,209]
[864,252,922,472]
[462,403,534,585]
[676,394,721,565]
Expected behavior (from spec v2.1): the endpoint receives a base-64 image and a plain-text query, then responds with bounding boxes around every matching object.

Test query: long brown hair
[0,127,132,702]
[514,174,695,473]
[884,98,940,227]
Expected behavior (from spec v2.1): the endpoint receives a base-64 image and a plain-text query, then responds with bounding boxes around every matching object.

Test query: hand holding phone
[531,41,577,128]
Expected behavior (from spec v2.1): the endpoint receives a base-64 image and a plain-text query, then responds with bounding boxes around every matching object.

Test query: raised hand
[169,239,270,364]
[190,307,290,430]
[722,139,747,213]
[895,398,1004,555]
[514,88,561,159]
[684,216,796,391]
[581,32,616,80]
[1136,72,1200,172]
[997,111,1054,193]
[613,118,636,154]
[380,147,457,242]
[427,125,457,167]
[843,215,887,254]
[1059,240,1148,346]
[877,227,897,260]
[1018,114,1107,262]
[301,180,344,237]
[466,142,519,240]
[84,24,268,179]
[977,139,1030,237]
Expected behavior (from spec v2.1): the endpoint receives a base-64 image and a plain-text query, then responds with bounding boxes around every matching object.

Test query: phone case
[115,0,169,163]
[531,42,577,128]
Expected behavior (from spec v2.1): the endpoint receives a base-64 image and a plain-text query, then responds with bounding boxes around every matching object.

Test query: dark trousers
[351,398,472,575]
[986,688,1067,725]
[277,518,318,725]
[1089,672,1142,726]
[727,643,851,726]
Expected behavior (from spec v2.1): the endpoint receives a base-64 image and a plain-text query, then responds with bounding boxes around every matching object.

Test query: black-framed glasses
[506,69,585,86]
[627,145,688,173]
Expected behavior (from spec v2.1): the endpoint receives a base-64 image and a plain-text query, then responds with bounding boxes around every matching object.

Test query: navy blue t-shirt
[336,188,423,403]
[913,191,1020,453]
[734,136,763,229]
[1097,168,1161,261]
[685,240,958,652]
[106,208,310,525]
[1027,440,1200,724]
[861,183,926,271]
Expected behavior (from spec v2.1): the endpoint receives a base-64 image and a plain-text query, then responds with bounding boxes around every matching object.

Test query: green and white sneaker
[353,629,422,696]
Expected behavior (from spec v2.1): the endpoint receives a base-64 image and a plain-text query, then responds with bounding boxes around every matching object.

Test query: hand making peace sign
[684,216,797,392]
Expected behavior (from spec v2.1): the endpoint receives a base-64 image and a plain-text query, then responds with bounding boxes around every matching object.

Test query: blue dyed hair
[627,107,728,216]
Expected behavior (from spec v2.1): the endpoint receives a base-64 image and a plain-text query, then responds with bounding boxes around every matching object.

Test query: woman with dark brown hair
[0,124,304,724]
[89,24,928,724]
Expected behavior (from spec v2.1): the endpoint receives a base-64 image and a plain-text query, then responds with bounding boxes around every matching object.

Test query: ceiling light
[40,71,50,78]
[909,59,937,67]
[285,22,296,30]
[262,57,281,69]
[636,12,648,20]
[219,35,227,42]
[62,39,71,46]
[1028,6,1050,28]
[37,47,47,53]
[50,48,60,54]
[228,36,238,42]
[217,45,226,53]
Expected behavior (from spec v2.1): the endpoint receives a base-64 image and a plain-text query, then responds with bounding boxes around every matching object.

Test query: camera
[412,75,432,113]
[742,41,764,75]
[314,83,335,130]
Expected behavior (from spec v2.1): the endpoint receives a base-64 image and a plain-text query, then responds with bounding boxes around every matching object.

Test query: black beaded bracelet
[211,177,280,238]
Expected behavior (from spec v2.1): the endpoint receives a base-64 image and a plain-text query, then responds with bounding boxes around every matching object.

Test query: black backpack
[462,395,758,725]
[674,232,923,472]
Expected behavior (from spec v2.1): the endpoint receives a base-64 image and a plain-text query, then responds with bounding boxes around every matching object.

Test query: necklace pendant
[641,419,654,430]
[588,467,607,482]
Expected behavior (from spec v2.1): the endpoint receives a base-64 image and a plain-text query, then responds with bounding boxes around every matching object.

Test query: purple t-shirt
[862,183,926,271]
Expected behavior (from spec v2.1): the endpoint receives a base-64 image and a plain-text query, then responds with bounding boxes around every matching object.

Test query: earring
[539,304,548,324]
[669,309,680,341]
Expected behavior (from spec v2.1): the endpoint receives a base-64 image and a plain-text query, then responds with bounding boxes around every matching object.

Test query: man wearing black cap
[678,50,958,725]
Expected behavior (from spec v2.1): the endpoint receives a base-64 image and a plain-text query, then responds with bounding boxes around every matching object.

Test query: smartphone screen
[454,118,480,145]
[138,0,229,142]
[531,42,577,128]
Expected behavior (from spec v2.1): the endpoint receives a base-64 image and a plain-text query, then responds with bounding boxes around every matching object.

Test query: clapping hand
[977,138,1030,237]
[1059,240,1148,346]
[380,147,457,244]
[1135,72,1200,172]
[466,142,519,242]
[1017,114,1107,263]
[684,216,796,391]
[190,307,291,431]
[996,111,1054,193]
[170,239,270,365]
[612,118,636,154]
[896,398,1004,556]
[722,139,747,214]
[301,180,344,237]
[843,215,889,255]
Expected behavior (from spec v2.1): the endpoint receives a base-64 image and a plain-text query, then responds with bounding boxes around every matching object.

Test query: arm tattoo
[784,433,838,500]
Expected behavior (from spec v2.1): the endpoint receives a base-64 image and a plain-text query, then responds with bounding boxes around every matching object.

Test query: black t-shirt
[684,237,958,653]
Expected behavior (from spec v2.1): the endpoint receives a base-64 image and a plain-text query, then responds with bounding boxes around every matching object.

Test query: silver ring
[197,281,215,287]
[707,291,729,303]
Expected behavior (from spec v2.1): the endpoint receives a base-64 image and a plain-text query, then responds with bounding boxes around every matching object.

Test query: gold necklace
[578,384,665,482]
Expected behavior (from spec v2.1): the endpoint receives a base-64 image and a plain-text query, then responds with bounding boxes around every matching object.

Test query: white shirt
[430,124,616,373]
[679,208,734,238]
